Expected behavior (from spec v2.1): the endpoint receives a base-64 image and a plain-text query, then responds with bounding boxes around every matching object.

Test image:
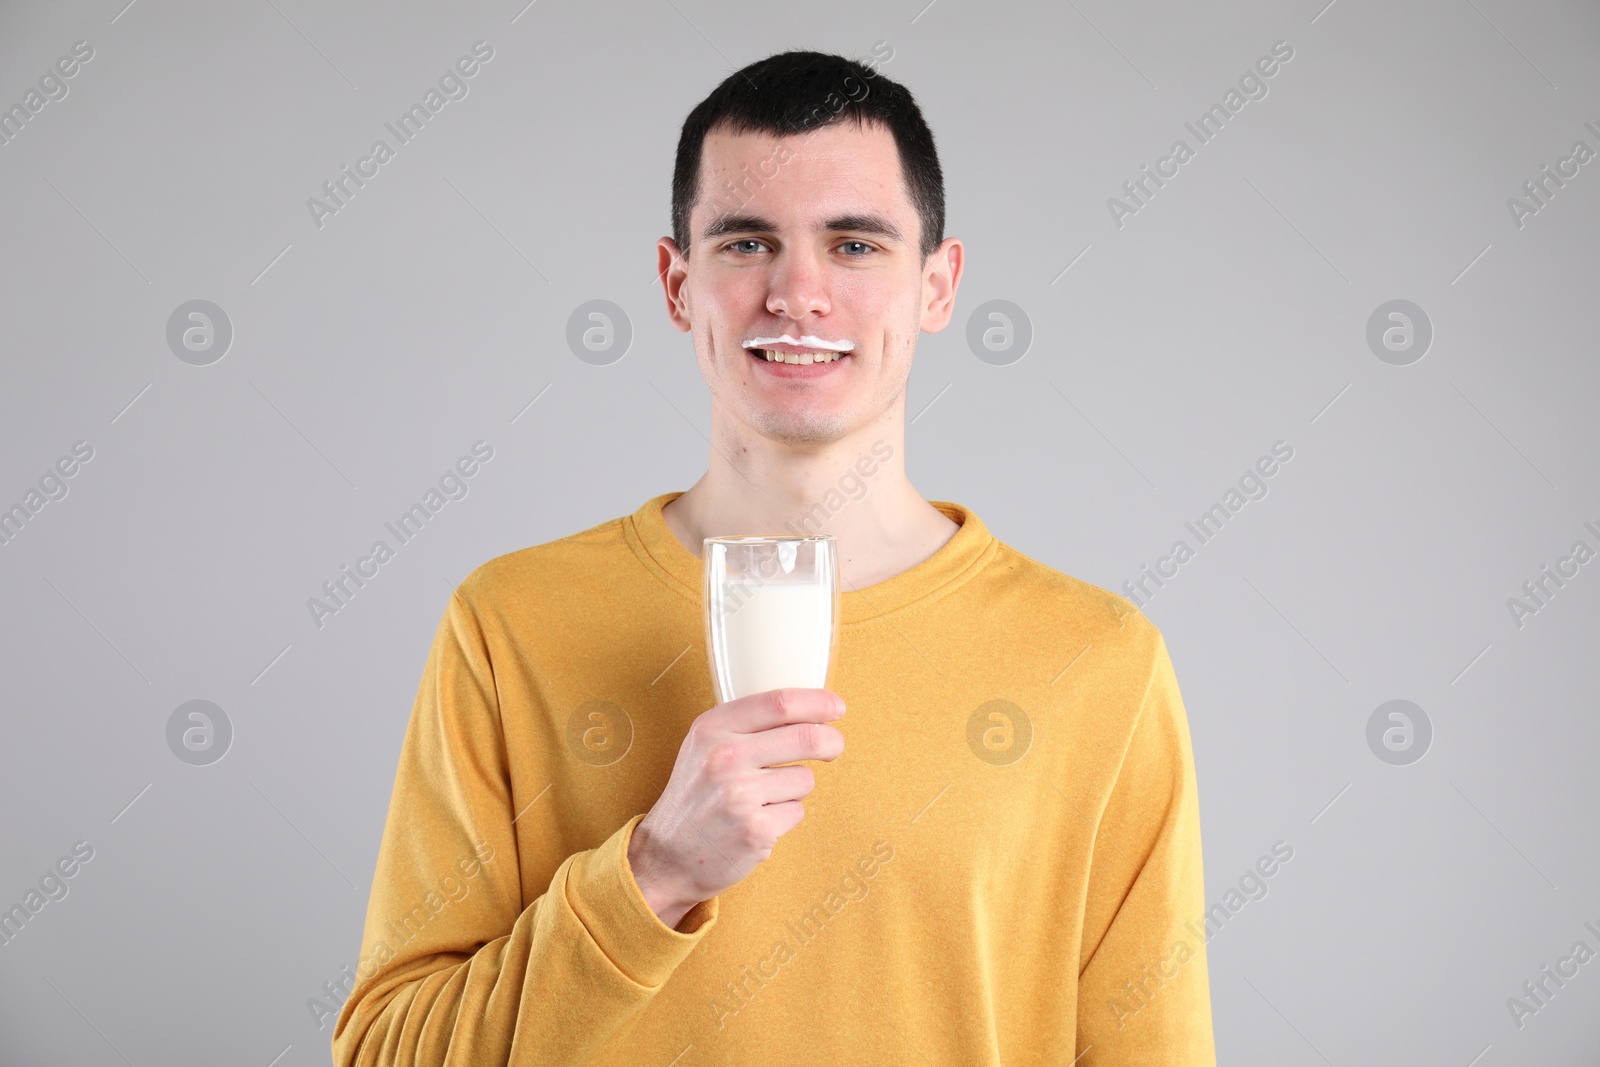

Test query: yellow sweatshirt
[331,491,1216,1065]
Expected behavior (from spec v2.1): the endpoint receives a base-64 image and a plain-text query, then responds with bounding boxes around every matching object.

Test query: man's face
[659,119,960,449]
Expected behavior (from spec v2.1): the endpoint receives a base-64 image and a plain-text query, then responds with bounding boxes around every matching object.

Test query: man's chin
[745,409,853,448]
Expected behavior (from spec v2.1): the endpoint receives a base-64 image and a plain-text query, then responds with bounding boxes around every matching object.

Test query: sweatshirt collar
[623,491,999,629]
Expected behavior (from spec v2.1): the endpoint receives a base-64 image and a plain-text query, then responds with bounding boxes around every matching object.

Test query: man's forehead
[701,121,897,175]
[695,122,912,235]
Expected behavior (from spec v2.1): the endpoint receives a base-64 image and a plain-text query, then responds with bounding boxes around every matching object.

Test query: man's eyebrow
[700,212,906,245]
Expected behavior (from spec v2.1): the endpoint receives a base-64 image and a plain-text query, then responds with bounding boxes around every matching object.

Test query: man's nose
[765,249,830,318]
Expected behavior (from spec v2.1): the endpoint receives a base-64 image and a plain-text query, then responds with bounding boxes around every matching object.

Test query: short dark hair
[671,49,946,263]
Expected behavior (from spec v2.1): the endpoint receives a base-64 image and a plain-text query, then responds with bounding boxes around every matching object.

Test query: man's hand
[627,687,846,929]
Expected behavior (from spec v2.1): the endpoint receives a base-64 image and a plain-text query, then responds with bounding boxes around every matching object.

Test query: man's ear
[919,237,964,334]
[658,237,692,332]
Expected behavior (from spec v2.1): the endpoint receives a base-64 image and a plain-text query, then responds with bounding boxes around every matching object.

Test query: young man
[333,50,1215,1065]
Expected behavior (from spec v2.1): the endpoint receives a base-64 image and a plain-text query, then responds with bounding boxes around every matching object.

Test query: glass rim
[703,534,835,546]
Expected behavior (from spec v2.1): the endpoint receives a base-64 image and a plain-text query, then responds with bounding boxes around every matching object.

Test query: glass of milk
[703,535,840,705]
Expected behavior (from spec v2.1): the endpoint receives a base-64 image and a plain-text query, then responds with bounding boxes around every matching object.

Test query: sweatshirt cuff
[566,813,719,989]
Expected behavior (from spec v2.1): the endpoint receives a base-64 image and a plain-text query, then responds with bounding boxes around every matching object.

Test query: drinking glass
[703,535,840,705]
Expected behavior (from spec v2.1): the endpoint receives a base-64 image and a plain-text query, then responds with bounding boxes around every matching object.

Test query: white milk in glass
[716,579,833,698]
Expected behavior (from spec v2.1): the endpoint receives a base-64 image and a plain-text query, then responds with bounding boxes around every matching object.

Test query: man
[332,49,1215,1065]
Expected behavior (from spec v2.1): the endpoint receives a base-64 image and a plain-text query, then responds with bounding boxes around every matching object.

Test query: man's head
[659,49,962,450]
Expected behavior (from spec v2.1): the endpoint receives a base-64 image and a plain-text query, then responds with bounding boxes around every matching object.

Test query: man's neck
[660,427,959,594]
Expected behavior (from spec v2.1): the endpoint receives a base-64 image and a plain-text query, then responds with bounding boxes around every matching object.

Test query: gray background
[1,0,1596,1063]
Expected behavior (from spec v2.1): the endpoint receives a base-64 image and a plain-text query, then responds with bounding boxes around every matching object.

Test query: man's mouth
[740,334,855,368]
[746,347,851,365]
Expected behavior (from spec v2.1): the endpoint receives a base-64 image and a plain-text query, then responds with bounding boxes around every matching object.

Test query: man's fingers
[751,763,818,805]
[749,719,845,768]
[719,687,844,734]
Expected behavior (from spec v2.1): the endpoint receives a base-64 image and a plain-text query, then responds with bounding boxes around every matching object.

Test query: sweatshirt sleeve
[1076,632,1216,1065]
[330,589,720,1066]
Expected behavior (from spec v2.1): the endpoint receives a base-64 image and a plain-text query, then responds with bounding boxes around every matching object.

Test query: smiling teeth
[759,349,845,364]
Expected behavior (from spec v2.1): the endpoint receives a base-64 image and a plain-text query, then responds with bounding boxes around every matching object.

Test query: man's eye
[839,241,874,257]
[727,239,768,254]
